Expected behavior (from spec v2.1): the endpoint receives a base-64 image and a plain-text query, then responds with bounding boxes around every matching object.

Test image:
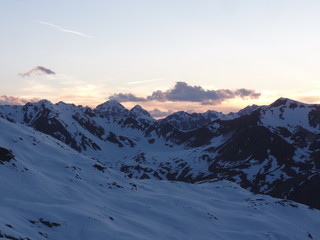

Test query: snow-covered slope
[1,117,320,240]
[0,97,319,211]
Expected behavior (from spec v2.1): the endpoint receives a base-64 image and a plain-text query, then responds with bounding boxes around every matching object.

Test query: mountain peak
[130,104,143,111]
[97,99,124,108]
[95,100,126,111]
[129,105,153,120]
[35,99,53,106]
[24,99,54,110]
[269,97,305,108]
[130,105,148,114]
[94,100,128,116]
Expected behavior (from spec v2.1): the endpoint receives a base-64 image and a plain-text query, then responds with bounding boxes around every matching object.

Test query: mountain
[158,110,225,131]
[95,99,129,117]
[1,117,320,240]
[157,104,261,131]
[236,104,261,116]
[0,97,319,211]
[129,104,154,122]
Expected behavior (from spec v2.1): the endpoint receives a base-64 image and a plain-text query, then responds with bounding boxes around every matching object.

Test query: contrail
[128,78,163,85]
[38,21,93,39]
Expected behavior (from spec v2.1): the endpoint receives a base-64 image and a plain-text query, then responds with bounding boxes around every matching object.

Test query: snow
[94,100,129,117]
[260,100,320,134]
[1,117,320,239]
[129,105,154,121]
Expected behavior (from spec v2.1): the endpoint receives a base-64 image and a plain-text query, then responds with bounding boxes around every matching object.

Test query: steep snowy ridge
[260,98,320,134]
[0,97,320,211]
[1,117,320,240]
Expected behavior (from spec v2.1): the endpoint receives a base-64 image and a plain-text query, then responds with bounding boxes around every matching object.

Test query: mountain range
[0,97,320,239]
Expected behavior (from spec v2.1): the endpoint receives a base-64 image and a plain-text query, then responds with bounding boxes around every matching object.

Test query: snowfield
[1,117,320,240]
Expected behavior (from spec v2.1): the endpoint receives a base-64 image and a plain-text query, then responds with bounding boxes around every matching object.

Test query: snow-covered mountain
[0,97,319,212]
[158,104,261,131]
[1,117,320,240]
[158,110,225,131]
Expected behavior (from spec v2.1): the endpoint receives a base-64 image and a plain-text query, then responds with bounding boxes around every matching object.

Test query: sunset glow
[1,0,319,116]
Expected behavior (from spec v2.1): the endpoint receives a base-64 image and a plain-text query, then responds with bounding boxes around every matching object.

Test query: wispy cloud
[109,82,261,105]
[0,95,40,105]
[38,21,93,39]
[127,78,163,85]
[19,66,55,77]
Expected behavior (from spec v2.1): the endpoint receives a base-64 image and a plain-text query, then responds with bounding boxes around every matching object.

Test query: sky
[1,0,320,117]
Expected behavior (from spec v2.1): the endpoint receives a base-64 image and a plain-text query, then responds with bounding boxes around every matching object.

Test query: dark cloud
[216,89,235,99]
[147,82,220,102]
[235,88,261,98]
[109,93,146,102]
[0,95,40,105]
[109,82,261,104]
[19,66,55,77]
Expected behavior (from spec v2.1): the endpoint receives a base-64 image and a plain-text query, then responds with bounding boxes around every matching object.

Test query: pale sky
[1,0,320,116]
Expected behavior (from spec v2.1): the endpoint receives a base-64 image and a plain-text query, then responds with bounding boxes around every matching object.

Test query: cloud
[149,108,173,118]
[147,82,221,102]
[109,82,261,105]
[235,88,261,98]
[38,21,93,38]
[109,93,146,102]
[0,95,40,105]
[19,66,55,77]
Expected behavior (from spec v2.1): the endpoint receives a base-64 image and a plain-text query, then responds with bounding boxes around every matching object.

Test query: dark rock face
[269,97,289,108]
[0,147,15,164]
[215,126,295,165]
[309,106,320,128]
[30,109,83,151]
[93,164,106,172]
[269,173,320,210]
[72,115,105,139]
[176,127,214,148]
[106,132,124,147]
